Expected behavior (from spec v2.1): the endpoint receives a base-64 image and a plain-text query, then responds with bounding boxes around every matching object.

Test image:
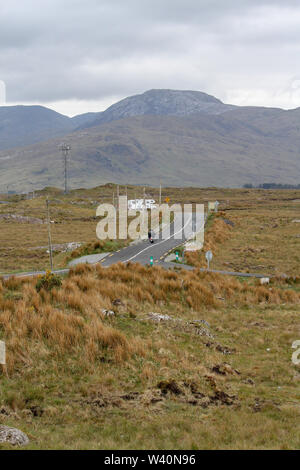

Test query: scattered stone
[147,312,172,322]
[260,277,270,285]
[187,324,213,338]
[0,425,29,446]
[292,219,300,223]
[29,242,82,253]
[112,299,124,306]
[190,319,210,328]
[65,242,82,252]
[101,309,116,317]
[0,214,44,224]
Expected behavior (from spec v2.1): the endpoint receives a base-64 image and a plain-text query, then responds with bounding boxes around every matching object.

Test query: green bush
[36,271,62,292]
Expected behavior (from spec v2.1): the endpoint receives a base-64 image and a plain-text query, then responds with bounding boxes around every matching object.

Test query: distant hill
[0,105,104,151]
[71,112,103,128]
[0,105,74,150]
[1,101,300,191]
[0,90,235,152]
[83,89,236,128]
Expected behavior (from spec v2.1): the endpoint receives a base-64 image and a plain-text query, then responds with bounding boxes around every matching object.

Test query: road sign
[205,250,213,269]
[150,256,154,266]
[175,251,179,261]
[165,197,170,203]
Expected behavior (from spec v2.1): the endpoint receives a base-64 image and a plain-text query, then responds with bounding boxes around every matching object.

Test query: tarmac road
[1,212,271,279]
[100,212,196,267]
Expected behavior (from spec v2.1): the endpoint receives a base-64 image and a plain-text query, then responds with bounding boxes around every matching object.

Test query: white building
[128,199,157,210]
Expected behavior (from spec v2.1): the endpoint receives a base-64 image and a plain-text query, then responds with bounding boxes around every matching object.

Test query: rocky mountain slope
[1,103,300,191]
[0,89,234,151]
[83,89,236,128]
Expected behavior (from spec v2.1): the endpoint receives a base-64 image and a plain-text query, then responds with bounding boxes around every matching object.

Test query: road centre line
[122,214,193,263]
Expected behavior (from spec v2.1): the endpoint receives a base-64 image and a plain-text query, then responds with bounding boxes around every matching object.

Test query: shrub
[36,271,62,292]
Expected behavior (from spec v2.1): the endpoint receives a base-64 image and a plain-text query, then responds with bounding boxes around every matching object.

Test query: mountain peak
[139,88,223,103]
[85,88,235,128]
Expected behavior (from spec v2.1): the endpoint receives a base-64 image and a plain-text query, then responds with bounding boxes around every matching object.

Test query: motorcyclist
[148,229,154,243]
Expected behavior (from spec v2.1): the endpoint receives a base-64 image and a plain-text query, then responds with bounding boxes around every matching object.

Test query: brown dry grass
[0,263,299,449]
[1,185,300,275]
[0,185,299,449]
[0,266,151,375]
[186,213,232,268]
[0,263,299,376]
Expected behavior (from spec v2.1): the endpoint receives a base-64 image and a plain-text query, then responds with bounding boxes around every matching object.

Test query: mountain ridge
[1,108,300,191]
[1,89,300,191]
[0,88,238,151]
[81,89,237,129]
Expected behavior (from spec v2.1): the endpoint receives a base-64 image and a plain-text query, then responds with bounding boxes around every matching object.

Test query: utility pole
[141,187,146,237]
[159,180,162,205]
[46,198,53,271]
[59,144,71,194]
[116,184,119,211]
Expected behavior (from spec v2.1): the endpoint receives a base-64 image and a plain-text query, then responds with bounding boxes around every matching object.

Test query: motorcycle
[148,231,154,243]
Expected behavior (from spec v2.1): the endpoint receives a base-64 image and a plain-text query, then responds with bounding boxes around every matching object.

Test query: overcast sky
[1,0,300,116]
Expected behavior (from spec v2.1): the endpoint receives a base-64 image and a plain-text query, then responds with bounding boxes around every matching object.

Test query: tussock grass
[0,186,300,449]
[0,264,299,377]
[186,214,232,268]
[0,263,299,449]
[0,271,146,375]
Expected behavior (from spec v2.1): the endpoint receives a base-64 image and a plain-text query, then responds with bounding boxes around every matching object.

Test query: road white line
[122,214,193,263]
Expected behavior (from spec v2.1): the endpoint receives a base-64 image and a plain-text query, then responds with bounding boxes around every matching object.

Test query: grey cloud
[1,0,300,110]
